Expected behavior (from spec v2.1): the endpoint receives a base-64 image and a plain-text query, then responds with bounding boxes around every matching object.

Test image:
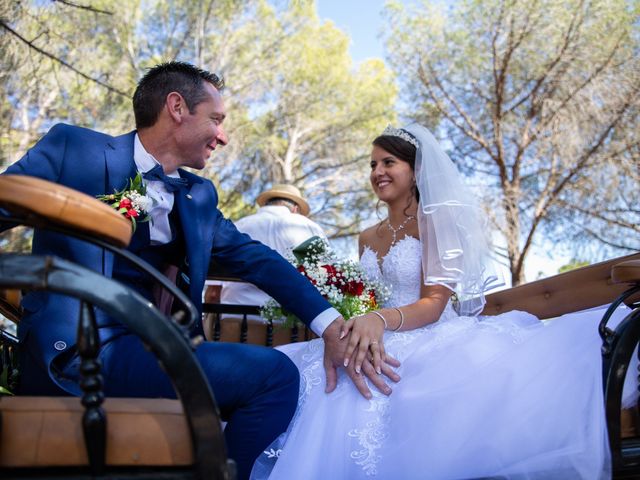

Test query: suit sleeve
[1,124,68,231]
[3,124,68,181]
[210,210,332,327]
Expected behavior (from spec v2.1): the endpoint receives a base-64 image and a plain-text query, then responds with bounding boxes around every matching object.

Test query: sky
[316,0,389,63]
[315,0,571,283]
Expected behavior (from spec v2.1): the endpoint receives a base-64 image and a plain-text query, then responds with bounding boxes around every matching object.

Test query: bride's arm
[341,282,450,377]
[387,283,451,330]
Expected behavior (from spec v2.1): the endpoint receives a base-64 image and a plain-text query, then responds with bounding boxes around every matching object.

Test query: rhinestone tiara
[381,125,419,148]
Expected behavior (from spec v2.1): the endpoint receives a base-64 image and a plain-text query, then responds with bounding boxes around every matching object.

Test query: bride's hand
[342,312,391,376]
[324,317,399,399]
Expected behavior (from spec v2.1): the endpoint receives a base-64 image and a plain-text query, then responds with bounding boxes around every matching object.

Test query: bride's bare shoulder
[359,222,385,255]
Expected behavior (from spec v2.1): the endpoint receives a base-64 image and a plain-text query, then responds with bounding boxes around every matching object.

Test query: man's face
[176,82,228,170]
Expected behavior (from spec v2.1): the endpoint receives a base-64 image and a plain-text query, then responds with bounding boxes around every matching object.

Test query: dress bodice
[360,236,422,308]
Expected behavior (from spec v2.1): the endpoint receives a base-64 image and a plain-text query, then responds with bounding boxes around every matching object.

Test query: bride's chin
[376,191,399,204]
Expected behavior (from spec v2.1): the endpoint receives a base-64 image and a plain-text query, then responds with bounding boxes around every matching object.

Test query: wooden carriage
[0,175,639,479]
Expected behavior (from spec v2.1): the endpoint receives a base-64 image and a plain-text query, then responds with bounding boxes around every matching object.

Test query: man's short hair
[132,61,225,129]
[265,197,298,211]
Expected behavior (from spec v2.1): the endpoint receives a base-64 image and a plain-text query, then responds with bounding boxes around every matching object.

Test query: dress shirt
[133,134,181,244]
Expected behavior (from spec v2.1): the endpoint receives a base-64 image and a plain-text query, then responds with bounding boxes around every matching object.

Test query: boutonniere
[96,173,152,232]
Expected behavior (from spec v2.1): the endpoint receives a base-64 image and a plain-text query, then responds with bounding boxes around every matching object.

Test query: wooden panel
[0,175,131,248]
[0,396,192,467]
[482,253,640,320]
[0,288,22,324]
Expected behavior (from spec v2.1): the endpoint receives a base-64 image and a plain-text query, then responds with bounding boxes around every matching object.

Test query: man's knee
[265,348,299,394]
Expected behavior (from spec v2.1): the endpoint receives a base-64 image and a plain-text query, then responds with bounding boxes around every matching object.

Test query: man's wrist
[310,307,340,336]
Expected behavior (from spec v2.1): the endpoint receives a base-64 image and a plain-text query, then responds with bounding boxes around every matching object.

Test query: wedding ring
[370,341,379,345]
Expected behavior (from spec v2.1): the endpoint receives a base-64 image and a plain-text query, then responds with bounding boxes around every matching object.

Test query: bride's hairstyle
[377,123,504,316]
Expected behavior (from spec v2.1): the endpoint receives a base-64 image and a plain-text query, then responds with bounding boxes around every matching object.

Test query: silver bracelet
[371,310,388,329]
[392,307,404,332]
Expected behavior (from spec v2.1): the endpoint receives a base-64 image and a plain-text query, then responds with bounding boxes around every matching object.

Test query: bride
[251,124,625,479]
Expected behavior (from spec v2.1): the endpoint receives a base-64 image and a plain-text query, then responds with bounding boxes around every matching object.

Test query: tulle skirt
[251,304,634,480]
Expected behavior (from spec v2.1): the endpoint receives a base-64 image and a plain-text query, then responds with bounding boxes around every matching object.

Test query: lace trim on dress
[348,391,390,476]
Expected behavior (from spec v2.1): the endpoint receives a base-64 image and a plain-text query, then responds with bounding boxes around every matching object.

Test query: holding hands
[341,308,403,375]
[322,313,402,400]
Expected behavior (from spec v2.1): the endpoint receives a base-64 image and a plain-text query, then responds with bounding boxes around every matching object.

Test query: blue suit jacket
[2,123,331,394]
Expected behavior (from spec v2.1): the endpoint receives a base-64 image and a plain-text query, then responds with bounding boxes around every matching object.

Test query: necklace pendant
[387,215,416,246]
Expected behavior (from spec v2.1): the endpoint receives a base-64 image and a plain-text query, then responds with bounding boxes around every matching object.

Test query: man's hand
[322,317,401,399]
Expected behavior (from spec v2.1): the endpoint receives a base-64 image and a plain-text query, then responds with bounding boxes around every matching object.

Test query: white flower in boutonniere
[96,173,152,232]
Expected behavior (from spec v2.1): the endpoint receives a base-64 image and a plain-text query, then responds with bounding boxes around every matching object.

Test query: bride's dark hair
[372,134,419,203]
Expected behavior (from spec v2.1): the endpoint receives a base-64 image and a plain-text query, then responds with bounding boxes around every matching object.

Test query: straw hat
[256,184,310,217]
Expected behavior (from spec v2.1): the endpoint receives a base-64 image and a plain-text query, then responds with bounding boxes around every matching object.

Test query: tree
[211,4,397,232]
[558,259,589,274]
[1,0,396,236]
[384,0,640,285]
[0,0,137,169]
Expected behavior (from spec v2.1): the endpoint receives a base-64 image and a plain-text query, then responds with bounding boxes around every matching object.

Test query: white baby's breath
[261,237,390,326]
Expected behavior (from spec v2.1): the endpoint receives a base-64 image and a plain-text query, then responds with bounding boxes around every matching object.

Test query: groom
[1,62,398,479]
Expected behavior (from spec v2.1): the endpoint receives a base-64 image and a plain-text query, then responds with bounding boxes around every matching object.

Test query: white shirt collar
[133,133,180,178]
[259,205,294,215]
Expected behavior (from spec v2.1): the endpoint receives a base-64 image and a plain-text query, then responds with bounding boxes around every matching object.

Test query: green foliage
[0,227,32,254]
[1,0,397,246]
[384,0,640,283]
[558,260,590,274]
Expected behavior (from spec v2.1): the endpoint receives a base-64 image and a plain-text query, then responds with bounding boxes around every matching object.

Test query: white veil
[401,123,503,316]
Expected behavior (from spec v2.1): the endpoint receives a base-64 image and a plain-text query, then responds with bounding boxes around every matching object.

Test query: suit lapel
[104,131,137,193]
[104,131,150,249]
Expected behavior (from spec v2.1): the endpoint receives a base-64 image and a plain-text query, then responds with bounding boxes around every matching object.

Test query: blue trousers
[22,335,300,480]
[104,336,299,480]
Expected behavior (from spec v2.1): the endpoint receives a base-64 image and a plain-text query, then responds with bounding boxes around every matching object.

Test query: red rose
[322,264,337,276]
[345,281,365,296]
[119,198,132,209]
[322,264,339,285]
[125,208,139,218]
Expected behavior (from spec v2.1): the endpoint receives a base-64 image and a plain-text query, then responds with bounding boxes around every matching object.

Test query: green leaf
[292,236,325,263]
[0,386,13,396]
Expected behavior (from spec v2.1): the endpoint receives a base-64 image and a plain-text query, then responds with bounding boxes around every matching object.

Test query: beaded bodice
[360,236,422,308]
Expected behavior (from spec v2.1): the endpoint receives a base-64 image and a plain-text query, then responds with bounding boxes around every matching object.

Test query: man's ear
[292,204,300,214]
[166,92,186,123]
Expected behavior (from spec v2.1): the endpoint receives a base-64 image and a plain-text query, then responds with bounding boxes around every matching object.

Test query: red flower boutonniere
[96,173,152,232]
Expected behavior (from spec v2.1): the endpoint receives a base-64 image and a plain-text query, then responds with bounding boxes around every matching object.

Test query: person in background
[204,184,326,337]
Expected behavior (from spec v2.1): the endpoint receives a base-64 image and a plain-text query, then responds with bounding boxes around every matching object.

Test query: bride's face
[370,145,414,204]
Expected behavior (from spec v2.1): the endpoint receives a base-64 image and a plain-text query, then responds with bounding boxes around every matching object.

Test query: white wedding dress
[251,236,631,480]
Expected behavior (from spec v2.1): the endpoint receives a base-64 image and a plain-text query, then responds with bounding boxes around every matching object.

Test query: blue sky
[317,0,389,63]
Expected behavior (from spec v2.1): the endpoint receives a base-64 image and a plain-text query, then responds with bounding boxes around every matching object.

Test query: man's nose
[216,127,228,146]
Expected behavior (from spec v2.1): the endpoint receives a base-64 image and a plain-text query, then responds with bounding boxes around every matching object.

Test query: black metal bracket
[77,301,106,475]
[0,254,232,479]
[602,299,640,471]
[0,214,198,332]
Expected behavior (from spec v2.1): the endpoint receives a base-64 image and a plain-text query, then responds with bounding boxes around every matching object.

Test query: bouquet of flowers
[261,236,390,327]
[96,173,152,232]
